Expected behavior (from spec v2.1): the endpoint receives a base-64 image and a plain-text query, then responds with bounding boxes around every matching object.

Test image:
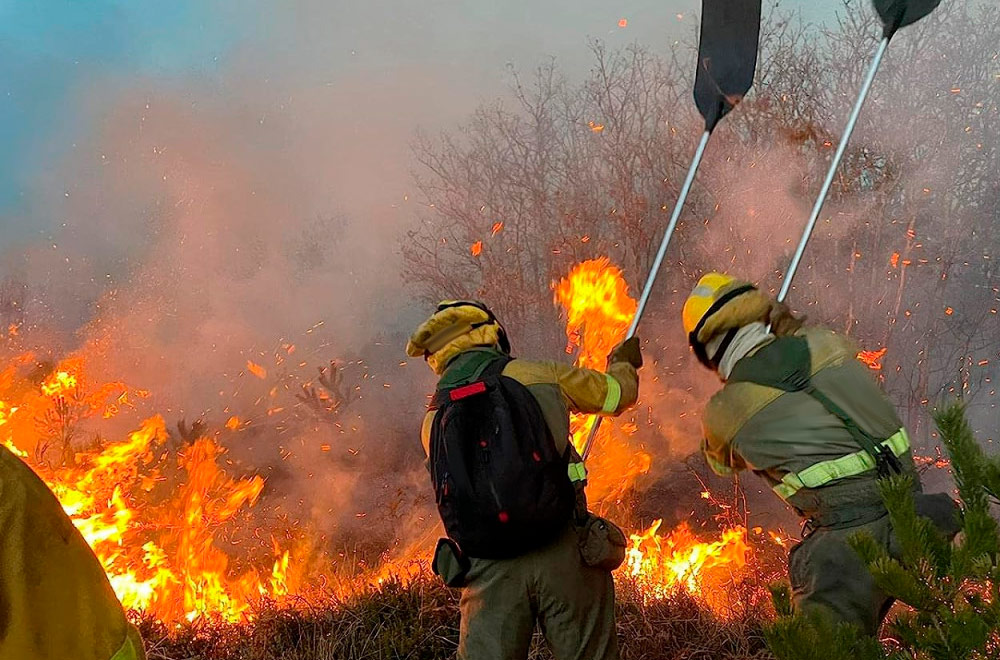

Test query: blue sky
[0,0,839,241]
[0,2,240,213]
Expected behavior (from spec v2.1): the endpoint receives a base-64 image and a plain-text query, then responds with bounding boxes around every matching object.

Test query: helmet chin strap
[688,284,757,368]
[707,327,739,370]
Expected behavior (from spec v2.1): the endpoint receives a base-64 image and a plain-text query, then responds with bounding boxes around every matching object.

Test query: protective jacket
[702,326,913,522]
[0,446,145,660]
[701,325,959,634]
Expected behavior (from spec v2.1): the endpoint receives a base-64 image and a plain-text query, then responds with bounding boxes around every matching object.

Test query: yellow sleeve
[0,448,137,660]
[701,394,746,477]
[545,360,638,416]
[420,410,435,457]
[701,404,744,476]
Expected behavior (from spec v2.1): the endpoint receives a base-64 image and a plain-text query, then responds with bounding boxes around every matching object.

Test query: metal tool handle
[581,130,712,461]
[777,37,890,303]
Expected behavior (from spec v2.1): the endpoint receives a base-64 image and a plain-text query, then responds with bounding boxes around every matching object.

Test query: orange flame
[554,257,635,372]
[554,258,753,612]
[625,520,749,608]
[41,370,78,396]
[553,258,647,505]
[857,347,888,371]
[0,360,295,623]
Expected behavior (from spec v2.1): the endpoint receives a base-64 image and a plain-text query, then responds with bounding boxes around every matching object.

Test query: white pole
[581,130,712,461]
[777,36,890,303]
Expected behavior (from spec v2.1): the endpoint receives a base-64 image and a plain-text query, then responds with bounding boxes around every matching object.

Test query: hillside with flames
[0,259,784,626]
[1,1,998,659]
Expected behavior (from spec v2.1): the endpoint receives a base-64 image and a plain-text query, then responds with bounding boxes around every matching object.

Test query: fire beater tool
[582,0,762,461]
[776,0,941,303]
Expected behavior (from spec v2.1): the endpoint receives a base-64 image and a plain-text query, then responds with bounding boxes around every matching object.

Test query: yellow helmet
[682,273,771,369]
[405,301,510,374]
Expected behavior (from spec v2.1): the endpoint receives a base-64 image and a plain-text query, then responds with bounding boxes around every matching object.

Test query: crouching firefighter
[0,443,146,660]
[406,300,642,660]
[683,273,960,635]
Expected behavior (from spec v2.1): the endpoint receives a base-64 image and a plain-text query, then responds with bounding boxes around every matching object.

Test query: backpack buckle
[875,445,903,478]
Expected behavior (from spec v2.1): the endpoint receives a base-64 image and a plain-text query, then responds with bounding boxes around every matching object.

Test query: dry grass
[138,569,775,660]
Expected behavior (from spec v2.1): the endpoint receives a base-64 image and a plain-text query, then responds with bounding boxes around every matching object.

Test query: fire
[554,257,635,372]
[857,347,888,371]
[0,255,765,625]
[554,258,648,505]
[42,370,78,396]
[626,520,749,599]
[0,358,295,623]
[554,258,752,611]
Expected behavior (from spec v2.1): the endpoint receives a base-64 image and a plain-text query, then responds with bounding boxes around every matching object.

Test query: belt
[774,428,910,501]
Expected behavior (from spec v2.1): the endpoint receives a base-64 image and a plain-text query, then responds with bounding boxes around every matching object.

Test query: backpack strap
[728,336,903,491]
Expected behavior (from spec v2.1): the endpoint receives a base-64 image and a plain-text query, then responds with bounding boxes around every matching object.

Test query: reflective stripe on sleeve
[601,374,622,414]
[772,428,910,501]
[568,462,588,483]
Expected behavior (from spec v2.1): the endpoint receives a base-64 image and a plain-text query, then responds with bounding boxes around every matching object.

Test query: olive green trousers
[789,492,960,635]
[458,525,618,660]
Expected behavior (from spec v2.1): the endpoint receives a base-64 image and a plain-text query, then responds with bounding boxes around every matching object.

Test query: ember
[857,347,888,371]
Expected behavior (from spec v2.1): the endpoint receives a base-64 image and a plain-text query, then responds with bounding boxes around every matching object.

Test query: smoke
[0,0,721,562]
[2,0,995,563]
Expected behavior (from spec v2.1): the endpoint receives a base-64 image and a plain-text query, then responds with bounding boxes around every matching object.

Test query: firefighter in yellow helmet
[683,273,959,635]
[407,300,642,660]
[0,445,146,660]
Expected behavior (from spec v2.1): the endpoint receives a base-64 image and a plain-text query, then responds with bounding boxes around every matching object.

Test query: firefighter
[0,444,146,660]
[682,272,960,634]
[406,300,642,660]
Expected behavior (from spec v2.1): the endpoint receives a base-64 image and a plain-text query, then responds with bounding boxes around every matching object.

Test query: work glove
[608,336,643,369]
[768,301,806,337]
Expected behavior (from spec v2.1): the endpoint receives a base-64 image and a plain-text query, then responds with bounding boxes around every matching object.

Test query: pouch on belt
[432,537,472,588]
[577,513,627,571]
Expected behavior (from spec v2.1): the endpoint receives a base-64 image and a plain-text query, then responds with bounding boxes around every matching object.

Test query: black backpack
[428,356,576,559]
